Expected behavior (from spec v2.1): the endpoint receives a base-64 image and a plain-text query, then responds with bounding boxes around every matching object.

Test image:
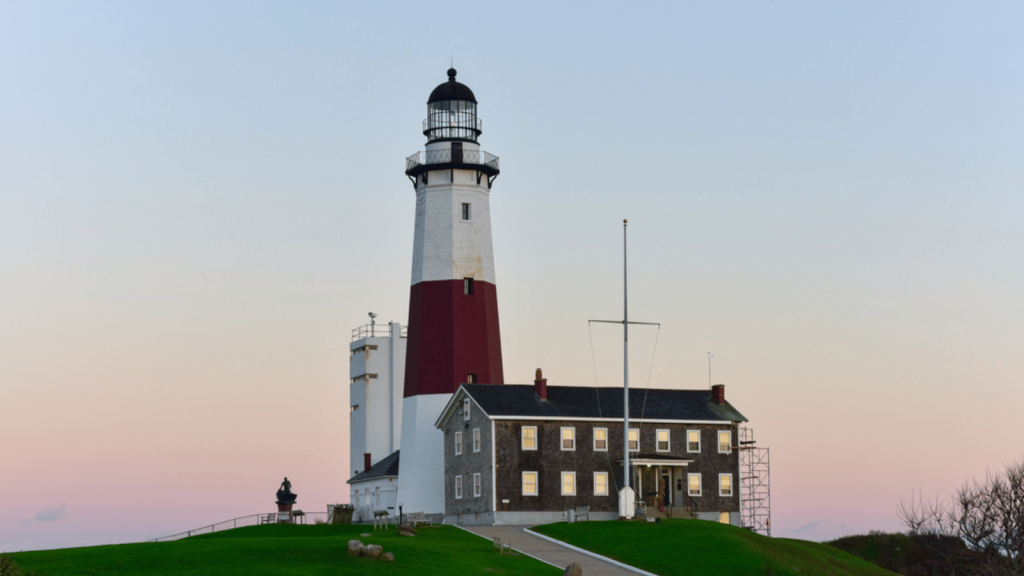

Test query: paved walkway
[460,525,640,576]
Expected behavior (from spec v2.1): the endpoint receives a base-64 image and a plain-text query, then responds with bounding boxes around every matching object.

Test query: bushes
[897,456,1024,575]
[0,555,39,576]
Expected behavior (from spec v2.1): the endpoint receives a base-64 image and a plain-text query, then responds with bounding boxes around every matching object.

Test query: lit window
[719,511,731,524]
[522,472,538,496]
[473,428,481,452]
[466,373,476,384]
[463,398,470,421]
[463,277,474,296]
[455,431,463,455]
[455,475,463,499]
[594,428,608,451]
[522,426,537,450]
[473,473,482,497]
[656,429,670,452]
[561,427,576,450]
[687,429,701,453]
[688,473,702,497]
[461,203,471,221]
[720,473,733,497]
[594,472,609,496]
[719,430,732,454]
[561,472,576,496]
[628,428,639,452]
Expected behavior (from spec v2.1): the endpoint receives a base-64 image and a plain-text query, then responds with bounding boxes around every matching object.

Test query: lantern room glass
[426,99,478,143]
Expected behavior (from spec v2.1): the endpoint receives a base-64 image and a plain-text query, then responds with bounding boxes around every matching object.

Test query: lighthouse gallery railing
[405,149,499,173]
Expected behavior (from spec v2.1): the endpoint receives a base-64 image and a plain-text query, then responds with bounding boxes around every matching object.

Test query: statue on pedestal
[276,477,298,505]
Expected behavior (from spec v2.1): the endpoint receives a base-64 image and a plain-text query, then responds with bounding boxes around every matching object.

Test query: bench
[260,513,275,525]
[493,537,512,554]
[407,511,432,527]
[574,506,590,522]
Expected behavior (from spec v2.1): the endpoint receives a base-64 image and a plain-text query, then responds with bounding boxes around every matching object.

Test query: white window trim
[719,473,733,497]
[472,428,481,453]
[455,475,463,499]
[593,427,608,451]
[463,398,471,421]
[594,472,609,496]
[656,429,671,452]
[560,426,576,451]
[455,431,463,455]
[521,426,537,451]
[522,471,538,496]
[473,473,482,497]
[688,472,702,497]
[687,429,701,454]
[719,429,732,454]
[561,471,576,496]
[628,427,640,452]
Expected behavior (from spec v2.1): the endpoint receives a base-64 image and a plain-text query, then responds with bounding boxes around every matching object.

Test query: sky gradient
[2,1,1022,551]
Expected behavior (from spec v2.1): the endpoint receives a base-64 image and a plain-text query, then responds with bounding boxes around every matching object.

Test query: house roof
[347,450,400,484]
[440,385,747,426]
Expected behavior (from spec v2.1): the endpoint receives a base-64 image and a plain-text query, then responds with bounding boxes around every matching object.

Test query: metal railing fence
[149,511,328,542]
[351,323,407,341]
[405,149,499,172]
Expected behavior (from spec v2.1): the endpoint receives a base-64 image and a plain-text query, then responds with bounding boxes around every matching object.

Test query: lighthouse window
[461,203,471,221]
[463,277,474,296]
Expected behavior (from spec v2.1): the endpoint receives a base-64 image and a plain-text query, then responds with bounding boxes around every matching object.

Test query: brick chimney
[711,384,725,405]
[364,453,372,472]
[534,368,547,400]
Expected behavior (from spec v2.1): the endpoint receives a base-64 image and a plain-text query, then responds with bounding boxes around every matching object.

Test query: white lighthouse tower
[396,69,504,515]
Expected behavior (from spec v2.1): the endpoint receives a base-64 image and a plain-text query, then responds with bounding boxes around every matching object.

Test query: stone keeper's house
[434,371,748,526]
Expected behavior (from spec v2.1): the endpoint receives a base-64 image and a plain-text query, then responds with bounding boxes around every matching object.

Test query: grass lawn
[8,524,561,576]
[534,519,902,576]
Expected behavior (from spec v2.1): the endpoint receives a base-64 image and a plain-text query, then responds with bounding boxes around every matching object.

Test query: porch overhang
[619,457,693,467]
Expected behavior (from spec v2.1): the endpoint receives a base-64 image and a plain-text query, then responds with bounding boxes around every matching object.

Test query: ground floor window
[561,472,576,496]
[688,473,702,497]
[455,475,463,499]
[473,473,482,497]
[594,472,609,496]
[719,473,733,497]
[523,471,538,496]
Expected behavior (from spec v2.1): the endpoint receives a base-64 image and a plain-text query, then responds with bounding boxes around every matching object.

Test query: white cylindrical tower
[396,69,504,515]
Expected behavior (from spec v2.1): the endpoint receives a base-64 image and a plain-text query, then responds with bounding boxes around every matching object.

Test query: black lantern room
[424,68,481,143]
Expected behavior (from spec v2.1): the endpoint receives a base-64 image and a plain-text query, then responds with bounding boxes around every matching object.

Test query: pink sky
[3,1,1022,552]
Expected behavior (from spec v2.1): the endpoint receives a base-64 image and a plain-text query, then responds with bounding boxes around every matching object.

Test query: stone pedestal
[276,502,294,523]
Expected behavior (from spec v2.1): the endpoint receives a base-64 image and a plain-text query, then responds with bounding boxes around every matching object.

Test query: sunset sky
[2,1,1022,551]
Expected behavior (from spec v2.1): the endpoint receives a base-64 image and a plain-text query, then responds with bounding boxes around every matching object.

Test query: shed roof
[442,385,747,425]
[347,450,400,484]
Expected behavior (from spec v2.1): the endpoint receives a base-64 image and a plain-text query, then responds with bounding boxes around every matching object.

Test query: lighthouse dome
[424,68,481,143]
[427,68,477,104]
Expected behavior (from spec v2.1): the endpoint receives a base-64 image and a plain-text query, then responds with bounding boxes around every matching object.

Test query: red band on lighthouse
[404,279,503,397]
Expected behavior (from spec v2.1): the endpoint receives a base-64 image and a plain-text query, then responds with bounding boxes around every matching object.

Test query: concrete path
[460,525,641,576]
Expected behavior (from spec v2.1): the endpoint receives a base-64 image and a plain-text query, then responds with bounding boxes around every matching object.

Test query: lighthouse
[396,69,504,514]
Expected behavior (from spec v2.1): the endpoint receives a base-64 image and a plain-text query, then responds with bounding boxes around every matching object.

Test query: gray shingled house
[434,372,748,526]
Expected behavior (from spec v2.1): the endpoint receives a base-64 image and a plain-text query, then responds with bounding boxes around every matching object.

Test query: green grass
[533,519,903,576]
[8,524,561,576]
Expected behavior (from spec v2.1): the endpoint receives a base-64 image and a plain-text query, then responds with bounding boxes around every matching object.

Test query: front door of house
[661,472,671,507]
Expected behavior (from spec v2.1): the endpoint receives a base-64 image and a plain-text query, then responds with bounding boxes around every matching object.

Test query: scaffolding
[739,427,771,537]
